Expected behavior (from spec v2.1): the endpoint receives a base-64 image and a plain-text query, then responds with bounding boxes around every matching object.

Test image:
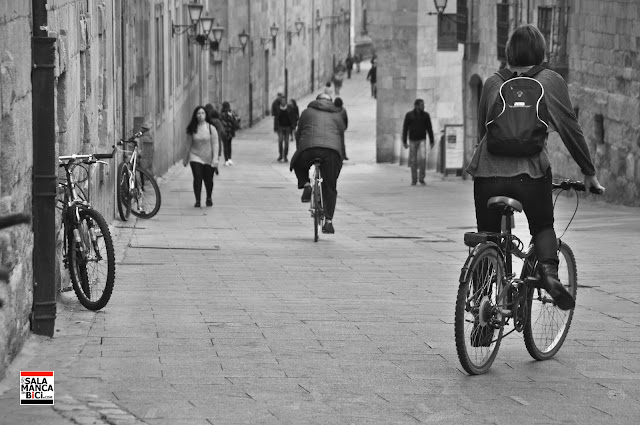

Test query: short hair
[414,99,424,106]
[333,97,343,107]
[505,24,546,67]
[316,93,332,101]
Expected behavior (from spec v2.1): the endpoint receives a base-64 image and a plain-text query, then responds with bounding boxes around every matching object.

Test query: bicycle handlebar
[0,213,31,230]
[59,146,115,164]
[120,126,150,144]
[552,179,603,194]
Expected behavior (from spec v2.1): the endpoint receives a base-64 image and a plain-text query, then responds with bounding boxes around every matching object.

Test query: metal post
[31,0,57,336]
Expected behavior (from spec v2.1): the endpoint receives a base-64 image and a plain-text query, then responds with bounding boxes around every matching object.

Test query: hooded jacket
[290,99,345,170]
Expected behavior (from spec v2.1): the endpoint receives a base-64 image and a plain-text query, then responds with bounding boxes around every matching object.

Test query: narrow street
[1,63,639,424]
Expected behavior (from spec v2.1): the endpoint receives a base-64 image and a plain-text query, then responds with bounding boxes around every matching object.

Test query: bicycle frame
[120,139,139,189]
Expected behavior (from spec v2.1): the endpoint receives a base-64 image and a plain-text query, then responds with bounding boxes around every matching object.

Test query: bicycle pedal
[525,276,543,288]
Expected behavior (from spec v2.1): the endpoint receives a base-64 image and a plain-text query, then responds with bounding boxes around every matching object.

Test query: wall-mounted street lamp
[260,22,279,47]
[286,18,305,41]
[427,0,448,15]
[172,3,225,50]
[228,29,250,55]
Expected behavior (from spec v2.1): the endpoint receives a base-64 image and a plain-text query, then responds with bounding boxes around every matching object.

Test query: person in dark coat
[366,62,377,98]
[290,93,346,234]
[402,99,435,185]
[204,103,227,160]
[220,101,238,165]
[345,54,354,79]
[288,99,300,145]
[276,97,294,162]
[333,97,349,160]
[271,92,283,133]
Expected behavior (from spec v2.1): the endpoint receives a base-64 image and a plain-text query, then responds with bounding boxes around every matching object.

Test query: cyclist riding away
[290,93,346,234]
[466,24,605,310]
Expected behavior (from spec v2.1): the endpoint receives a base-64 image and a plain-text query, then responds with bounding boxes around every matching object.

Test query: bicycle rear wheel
[117,162,131,221]
[68,208,115,310]
[455,244,506,375]
[312,181,320,242]
[524,241,577,360]
[130,167,161,219]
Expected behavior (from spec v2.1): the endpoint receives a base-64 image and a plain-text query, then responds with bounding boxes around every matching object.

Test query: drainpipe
[248,0,253,126]
[31,0,57,336]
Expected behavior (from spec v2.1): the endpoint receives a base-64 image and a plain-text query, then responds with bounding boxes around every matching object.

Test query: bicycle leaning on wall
[58,150,116,311]
[116,127,161,221]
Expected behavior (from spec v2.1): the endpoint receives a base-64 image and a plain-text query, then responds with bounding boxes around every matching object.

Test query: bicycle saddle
[487,196,523,213]
[312,158,323,165]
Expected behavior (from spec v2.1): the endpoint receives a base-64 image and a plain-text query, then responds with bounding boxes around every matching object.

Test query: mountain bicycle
[0,213,31,308]
[116,126,161,221]
[58,150,116,310]
[454,179,602,375]
[309,159,325,242]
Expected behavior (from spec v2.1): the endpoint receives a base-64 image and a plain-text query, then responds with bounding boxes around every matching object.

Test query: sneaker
[284,157,288,162]
[322,221,335,234]
[277,157,283,162]
[227,159,233,165]
[224,160,230,166]
[205,198,213,207]
[194,200,201,208]
[419,179,426,185]
[301,185,312,203]
[411,181,417,186]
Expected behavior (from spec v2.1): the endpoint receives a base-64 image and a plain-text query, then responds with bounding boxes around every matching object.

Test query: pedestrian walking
[276,97,294,162]
[220,101,240,166]
[333,97,349,160]
[402,99,435,185]
[288,98,300,146]
[323,81,334,97]
[204,103,227,161]
[333,62,345,96]
[271,92,283,136]
[467,24,605,310]
[183,106,219,208]
[345,54,353,79]
[291,93,346,234]
[366,62,377,99]
[354,53,361,73]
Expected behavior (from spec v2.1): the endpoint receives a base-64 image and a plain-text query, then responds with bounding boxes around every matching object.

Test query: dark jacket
[366,66,377,84]
[220,110,237,138]
[289,104,300,129]
[274,105,299,131]
[209,118,227,143]
[290,99,345,170]
[402,109,435,145]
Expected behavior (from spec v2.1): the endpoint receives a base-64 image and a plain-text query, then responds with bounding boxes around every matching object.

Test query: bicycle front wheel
[117,162,132,221]
[524,241,577,360]
[130,167,161,219]
[455,244,506,375]
[68,208,115,310]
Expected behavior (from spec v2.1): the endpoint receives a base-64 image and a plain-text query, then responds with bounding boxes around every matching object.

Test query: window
[496,2,509,62]
[155,6,165,114]
[538,7,552,54]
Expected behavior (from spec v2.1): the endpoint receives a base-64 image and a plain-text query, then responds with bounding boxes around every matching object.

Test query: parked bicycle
[116,126,161,221]
[309,159,325,242]
[58,150,115,310]
[0,213,31,308]
[454,179,602,375]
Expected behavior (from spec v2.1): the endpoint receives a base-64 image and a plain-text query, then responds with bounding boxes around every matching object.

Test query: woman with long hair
[183,106,219,207]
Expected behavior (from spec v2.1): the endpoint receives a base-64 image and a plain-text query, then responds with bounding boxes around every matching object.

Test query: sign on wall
[437,14,459,51]
[443,124,464,176]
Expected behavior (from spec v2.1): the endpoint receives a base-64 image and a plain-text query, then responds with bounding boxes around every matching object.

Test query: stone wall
[462,0,640,206]
[0,0,35,382]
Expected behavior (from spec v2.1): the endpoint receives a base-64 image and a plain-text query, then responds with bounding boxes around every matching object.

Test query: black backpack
[485,65,549,157]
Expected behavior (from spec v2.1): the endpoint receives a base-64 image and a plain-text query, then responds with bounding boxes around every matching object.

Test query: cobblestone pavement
[1,63,639,424]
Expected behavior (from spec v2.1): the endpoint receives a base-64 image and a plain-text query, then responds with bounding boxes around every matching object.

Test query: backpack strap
[523,64,545,78]
[495,68,516,81]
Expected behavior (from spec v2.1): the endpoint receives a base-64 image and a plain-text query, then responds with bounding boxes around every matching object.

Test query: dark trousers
[473,169,557,264]
[190,162,214,201]
[223,137,232,161]
[293,148,342,220]
[278,127,292,159]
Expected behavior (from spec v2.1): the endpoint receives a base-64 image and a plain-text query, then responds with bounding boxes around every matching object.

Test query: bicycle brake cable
[557,188,579,239]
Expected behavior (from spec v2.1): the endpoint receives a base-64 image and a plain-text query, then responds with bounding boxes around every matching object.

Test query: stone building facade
[0,0,348,380]
[364,0,464,165]
[461,0,640,206]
